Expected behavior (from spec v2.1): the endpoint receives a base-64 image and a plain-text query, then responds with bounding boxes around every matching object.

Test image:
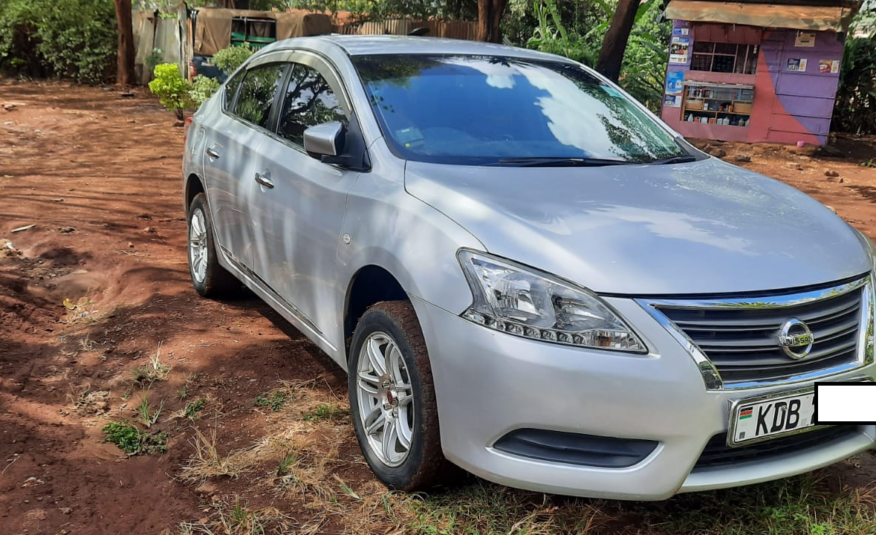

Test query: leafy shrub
[102,421,168,455]
[149,63,192,120]
[189,74,221,106]
[212,43,254,75]
[0,0,116,83]
[833,36,876,135]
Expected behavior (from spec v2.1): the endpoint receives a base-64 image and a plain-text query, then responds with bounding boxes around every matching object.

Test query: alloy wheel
[355,332,415,467]
[189,207,208,283]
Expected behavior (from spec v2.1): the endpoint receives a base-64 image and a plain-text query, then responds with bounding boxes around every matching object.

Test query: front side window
[277,64,346,146]
[233,63,286,129]
[352,55,687,165]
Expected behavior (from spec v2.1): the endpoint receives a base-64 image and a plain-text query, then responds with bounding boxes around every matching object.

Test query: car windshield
[352,54,689,166]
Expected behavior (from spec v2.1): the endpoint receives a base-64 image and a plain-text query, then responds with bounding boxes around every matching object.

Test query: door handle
[206,146,220,159]
[255,172,274,189]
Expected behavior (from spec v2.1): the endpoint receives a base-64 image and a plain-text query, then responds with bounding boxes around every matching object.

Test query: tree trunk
[595,0,641,82]
[477,0,507,43]
[113,0,136,86]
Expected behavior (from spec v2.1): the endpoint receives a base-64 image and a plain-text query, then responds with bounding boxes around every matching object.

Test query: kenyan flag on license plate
[739,408,753,420]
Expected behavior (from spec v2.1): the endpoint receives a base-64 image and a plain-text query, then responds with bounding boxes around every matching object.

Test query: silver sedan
[182,35,876,500]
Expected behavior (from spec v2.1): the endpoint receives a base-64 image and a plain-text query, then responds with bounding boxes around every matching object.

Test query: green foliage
[149,64,192,120]
[254,390,288,412]
[302,403,346,422]
[833,34,876,135]
[212,43,254,75]
[184,398,207,419]
[189,75,221,106]
[521,0,668,111]
[102,421,168,455]
[0,0,116,83]
[287,0,445,22]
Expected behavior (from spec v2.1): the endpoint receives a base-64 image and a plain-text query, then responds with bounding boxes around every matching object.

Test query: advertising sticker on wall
[787,58,808,72]
[669,37,690,64]
[819,60,831,73]
[831,60,840,74]
[795,32,816,47]
[663,71,685,107]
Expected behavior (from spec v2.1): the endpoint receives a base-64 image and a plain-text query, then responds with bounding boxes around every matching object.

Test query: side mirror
[303,121,345,159]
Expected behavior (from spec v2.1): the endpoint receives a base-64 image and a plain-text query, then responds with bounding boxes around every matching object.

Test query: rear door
[201,61,288,270]
[249,54,361,339]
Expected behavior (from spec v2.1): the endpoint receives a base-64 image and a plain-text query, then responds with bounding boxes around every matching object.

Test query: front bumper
[412,297,876,501]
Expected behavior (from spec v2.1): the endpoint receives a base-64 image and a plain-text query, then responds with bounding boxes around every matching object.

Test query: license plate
[730,390,816,446]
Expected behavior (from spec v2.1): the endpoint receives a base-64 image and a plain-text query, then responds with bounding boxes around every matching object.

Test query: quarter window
[233,64,286,129]
[277,64,345,146]
[223,70,245,112]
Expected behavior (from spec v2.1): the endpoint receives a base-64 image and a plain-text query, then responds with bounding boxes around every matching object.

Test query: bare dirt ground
[1,80,875,535]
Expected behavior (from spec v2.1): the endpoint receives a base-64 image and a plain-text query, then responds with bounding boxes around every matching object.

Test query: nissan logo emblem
[778,318,814,360]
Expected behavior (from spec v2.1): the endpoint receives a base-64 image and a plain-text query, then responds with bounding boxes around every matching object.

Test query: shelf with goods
[681,81,754,127]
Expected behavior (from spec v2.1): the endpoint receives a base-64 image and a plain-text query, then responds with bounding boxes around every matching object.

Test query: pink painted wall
[660,21,844,146]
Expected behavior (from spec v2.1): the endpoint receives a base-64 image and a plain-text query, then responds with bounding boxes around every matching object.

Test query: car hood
[405,157,871,295]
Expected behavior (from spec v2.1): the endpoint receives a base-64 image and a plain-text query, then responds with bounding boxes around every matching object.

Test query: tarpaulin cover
[276,12,333,40]
[194,8,331,56]
[665,1,856,32]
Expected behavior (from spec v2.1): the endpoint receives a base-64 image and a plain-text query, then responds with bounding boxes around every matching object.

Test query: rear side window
[233,64,287,129]
[277,64,345,146]
[223,70,245,112]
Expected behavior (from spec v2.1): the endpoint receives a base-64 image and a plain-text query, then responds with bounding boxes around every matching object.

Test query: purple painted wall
[760,29,844,143]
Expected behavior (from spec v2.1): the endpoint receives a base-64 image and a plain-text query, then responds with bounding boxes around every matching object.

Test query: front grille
[655,284,864,384]
[694,425,859,470]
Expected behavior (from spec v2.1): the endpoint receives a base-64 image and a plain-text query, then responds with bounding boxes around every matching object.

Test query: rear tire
[187,192,238,297]
[348,300,455,491]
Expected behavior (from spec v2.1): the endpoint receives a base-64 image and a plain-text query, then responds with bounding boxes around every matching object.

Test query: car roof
[266,34,569,62]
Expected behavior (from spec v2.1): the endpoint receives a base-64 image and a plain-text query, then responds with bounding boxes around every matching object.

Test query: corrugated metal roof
[664,1,858,31]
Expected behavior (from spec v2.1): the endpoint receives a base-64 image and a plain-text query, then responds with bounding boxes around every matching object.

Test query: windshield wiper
[489,157,633,167]
[650,155,698,165]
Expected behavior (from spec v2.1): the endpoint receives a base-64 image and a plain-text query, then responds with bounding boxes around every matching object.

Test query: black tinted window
[277,64,345,146]
[234,64,286,129]
[223,70,244,111]
[353,55,686,165]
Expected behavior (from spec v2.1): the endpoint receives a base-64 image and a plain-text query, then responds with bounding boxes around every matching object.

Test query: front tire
[187,192,238,297]
[348,301,452,491]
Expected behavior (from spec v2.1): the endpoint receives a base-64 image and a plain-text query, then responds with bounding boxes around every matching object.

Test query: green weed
[254,390,287,412]
[102,421,167,455]
[184,398,207,419]
[302,403,346,422]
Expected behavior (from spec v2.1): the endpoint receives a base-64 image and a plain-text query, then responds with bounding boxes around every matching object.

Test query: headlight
[457,249,646,353]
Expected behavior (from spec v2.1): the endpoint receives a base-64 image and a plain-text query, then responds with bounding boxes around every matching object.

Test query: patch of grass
[861,158,876,168]
[406,483,600,535]
[180,427,242,481]
[132,342,171,386]
[137,393,165,428]
[177,385,189,400]
[254,390,287,412]
[177,499,291,535]
[102,421,167,455]
[184,398,207,419]
[302,403,346,422]
[626,473,876,535]
[276,451,297,477]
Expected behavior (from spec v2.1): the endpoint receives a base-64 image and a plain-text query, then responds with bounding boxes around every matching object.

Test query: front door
[203,62,288,269]
[250,56,360,339]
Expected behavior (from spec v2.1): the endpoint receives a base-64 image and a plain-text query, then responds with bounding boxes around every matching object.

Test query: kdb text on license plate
[730,390,815,446]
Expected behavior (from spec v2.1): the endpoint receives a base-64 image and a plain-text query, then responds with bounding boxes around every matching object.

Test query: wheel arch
[343,264,409,361]
[184,173,205,213]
